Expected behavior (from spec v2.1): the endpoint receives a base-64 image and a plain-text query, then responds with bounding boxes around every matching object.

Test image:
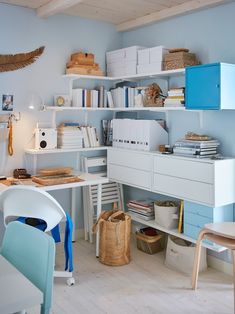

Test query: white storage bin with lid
[149,46,169,63]
[154,201,178,229]
[165,235,207,275]
[137,62,163,74]
[138,48,150,65]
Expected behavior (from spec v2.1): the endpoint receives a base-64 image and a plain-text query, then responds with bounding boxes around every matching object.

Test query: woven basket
[164,51,199,70]
[93,210,131,266]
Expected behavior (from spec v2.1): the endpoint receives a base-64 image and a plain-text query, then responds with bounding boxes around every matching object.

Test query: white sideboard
[107,147,235,207]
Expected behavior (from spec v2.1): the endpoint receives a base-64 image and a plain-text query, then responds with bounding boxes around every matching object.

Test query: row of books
[72,86,146,108]
[173,138,220,158]
[164,87,185,107]
[127,199,155,221]
[72,86,107,108]
[57,124,100,148]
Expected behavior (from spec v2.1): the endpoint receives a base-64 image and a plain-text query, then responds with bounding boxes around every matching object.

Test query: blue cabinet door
[186,63,220,109]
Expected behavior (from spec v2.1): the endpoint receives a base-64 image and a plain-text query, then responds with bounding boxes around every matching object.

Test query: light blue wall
[0,3,121,242]
[122,2,235,263]
[1,2,235,264]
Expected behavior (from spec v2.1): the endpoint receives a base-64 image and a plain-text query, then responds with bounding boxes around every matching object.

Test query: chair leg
[192,230,207,290]
[232,250,235,314]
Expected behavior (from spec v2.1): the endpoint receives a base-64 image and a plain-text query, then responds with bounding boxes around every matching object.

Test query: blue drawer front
[186,63,220,110]
[184,223,201,240]
[184,201,234,221]
[184,212,212,228]
[184,223,213,245]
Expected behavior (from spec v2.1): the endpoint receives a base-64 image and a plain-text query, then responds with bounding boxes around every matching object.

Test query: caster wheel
[67,277,75,286]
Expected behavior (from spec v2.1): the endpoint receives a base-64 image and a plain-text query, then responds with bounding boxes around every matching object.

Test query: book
[107,91,114,108]
[178,200,184,233]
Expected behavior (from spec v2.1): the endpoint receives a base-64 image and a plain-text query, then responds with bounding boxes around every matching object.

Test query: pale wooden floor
[30,239,233,314]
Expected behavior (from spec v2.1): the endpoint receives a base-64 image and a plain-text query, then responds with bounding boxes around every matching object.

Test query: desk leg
[71,187,76,242]
[96,183,102,257]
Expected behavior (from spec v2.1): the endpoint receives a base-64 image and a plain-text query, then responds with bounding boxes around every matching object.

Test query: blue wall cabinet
[183,201,234,241]
[186,63,235,110]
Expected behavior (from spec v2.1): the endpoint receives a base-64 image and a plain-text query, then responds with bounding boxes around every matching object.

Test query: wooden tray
[39,167,72,176]
[32,174,84,186]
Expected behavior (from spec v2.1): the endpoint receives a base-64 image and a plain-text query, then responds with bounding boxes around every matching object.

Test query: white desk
[0,172,109,257]
[0,255,43,314]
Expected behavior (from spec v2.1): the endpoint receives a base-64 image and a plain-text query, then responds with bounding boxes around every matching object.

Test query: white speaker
[35,128,57,150]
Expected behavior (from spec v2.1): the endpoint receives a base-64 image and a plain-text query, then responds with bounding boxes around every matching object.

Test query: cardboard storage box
[107,60,137,77]
[165,236,207,275]
[149,46,169,63]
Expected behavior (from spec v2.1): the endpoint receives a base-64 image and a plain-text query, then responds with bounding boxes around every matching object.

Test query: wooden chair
[82,156,124,243]
[192,222,235,309]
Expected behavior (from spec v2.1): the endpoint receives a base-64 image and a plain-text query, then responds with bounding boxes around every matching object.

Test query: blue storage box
[186,63,235,110]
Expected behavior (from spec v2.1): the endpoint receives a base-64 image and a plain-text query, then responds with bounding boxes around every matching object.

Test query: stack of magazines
[57,124,83,149]
[173,139,220,158]
[127,199,155,221]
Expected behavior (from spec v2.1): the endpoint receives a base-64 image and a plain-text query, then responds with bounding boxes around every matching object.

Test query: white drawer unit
[153,155,235,207]
[154,155,214,184]
[109,164,151,190]
[108,148,153,171]
[107,148,153,190]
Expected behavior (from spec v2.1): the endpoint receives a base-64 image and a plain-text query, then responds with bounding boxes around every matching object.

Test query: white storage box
[107,61,137,77]
[138,48,150,64]
[154,201,178,229]
[137,62,163,74]
[165,236,207,275]
[106,48,125,64]
[149,46,169,63]
[106,46,145,64]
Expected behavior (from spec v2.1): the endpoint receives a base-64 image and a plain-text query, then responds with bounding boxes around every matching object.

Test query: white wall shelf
[25,146,108,155]
[62,68,185,82]
[130,214,226,252]
[45,106,186,112]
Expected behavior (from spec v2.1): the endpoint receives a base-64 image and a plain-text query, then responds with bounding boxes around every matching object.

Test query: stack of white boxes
[106,46,146,77]
[112,119,168,151]
[137,46,169,74]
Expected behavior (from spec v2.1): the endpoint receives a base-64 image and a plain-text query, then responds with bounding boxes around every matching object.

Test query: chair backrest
[82,156,123,208]
[0,185,66,232]
[1,221,55,314]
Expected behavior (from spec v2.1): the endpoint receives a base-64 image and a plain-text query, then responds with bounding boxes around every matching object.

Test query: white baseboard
[207,255,233,276]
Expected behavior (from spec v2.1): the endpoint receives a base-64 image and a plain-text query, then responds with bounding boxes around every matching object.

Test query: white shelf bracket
[69,78,73,100]
[84,111,88,125]
[165,111,170,127]
[52,110,57,128]
[198,111,204,129]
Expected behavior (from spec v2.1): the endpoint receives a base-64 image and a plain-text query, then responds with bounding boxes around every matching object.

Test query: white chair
[0,185,75,286]
[82,156,124,243]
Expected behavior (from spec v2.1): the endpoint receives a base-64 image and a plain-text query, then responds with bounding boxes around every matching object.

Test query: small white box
[138,48,150,65]
[149,46,169,63]
[125,61,137,76]
[165,236,207,275]
[107,60,137,77]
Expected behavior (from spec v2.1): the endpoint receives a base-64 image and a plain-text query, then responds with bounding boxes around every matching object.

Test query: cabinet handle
[216,84,220,88]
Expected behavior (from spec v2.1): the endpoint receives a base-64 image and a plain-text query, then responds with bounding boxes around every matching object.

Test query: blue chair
[1,221,55,314]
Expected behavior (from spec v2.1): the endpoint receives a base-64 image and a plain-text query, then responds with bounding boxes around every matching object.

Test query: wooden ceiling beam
[116,0,234,32]
[37,0,83,18]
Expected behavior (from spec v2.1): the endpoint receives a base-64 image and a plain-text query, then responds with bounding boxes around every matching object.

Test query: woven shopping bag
[93,210,131,266]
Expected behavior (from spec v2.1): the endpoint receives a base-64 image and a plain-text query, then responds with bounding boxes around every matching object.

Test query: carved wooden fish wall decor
[0,46,45,72]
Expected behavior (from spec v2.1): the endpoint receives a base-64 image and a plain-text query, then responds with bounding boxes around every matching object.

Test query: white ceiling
[1,0,233,31]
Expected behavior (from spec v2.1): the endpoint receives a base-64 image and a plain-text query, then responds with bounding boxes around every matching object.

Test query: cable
[8,118,13,156]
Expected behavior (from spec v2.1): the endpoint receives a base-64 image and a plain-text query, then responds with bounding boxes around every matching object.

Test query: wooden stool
[192,222,235,311]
